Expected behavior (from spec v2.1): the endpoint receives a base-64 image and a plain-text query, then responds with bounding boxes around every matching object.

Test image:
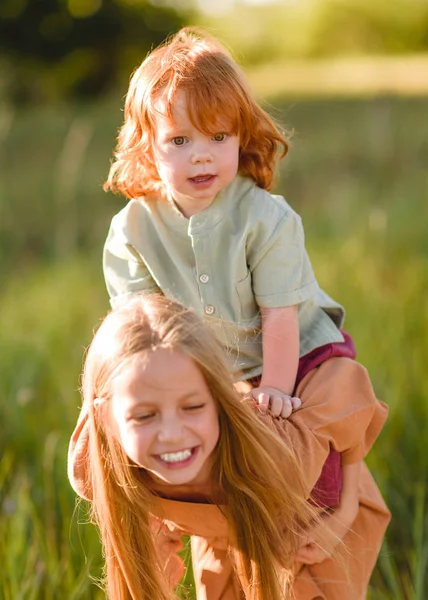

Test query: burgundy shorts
[248,330,356,507]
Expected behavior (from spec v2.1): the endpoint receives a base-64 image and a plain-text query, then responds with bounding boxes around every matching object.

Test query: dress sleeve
[258,357,388,497]
[103,214,160,307]
[67,402,92,501]
[250,209,319,308]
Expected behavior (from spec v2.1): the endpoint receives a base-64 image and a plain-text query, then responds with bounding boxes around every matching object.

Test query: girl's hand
[249,386,301,419]
[150,517,185,587]
[296,498,359,565]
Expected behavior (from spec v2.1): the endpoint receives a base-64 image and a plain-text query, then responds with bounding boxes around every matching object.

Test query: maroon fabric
[296,330,356,386]
[248,330,357,507]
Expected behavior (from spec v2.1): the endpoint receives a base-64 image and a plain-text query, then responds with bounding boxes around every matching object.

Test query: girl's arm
[296,460,362,564]
[338,461,361,518]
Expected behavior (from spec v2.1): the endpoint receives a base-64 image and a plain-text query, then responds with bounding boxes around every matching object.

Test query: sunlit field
[1,94,427,599]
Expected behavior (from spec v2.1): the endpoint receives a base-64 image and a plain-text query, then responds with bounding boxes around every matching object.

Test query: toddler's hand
[249,386,301,419]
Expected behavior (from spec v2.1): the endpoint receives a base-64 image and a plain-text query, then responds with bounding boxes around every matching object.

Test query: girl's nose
[157,413,185,443]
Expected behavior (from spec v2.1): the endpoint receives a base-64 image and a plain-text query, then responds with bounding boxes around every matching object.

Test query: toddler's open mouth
[188,174,215,184]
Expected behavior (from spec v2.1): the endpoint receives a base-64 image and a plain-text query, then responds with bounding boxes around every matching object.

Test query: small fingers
[279,396,301,419]
[250,390,301,418]
[255,392,270,414]
[280,397,293,419]
[270,395,284,417]
[290,396,301,410]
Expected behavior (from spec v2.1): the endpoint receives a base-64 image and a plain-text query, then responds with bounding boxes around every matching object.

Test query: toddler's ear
[93,397,103,408]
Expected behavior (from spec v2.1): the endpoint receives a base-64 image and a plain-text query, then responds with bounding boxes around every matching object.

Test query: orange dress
[68,357,391,599]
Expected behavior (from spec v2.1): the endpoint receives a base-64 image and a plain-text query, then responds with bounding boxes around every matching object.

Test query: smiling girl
[69,295,390,600]
[73,295,316,599]
[110,346,220,493]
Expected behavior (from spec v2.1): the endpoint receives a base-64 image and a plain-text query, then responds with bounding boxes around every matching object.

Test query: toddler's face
[152,91,240,217]
[111,348,220,489]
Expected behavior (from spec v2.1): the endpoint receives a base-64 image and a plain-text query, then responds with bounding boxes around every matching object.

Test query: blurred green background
[1,0,427,598]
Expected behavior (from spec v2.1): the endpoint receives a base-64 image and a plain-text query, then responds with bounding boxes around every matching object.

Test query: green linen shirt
[103,175,345,379]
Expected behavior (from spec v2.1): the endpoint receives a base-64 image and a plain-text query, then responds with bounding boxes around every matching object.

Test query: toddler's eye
[212,133,226,142]
[172,137,186,146]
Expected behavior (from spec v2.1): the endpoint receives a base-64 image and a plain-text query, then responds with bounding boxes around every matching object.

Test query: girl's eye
[133,413,155,423]
[183,404,205,412]
[212,133,226,142]
[172,136,186,146]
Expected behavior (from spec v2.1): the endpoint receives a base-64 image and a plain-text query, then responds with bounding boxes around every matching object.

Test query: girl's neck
[151,480,223,504]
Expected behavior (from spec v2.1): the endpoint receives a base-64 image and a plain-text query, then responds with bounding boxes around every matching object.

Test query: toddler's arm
[250,305,301,417]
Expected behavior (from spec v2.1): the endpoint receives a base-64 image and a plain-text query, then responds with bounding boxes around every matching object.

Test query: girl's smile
[111,348,220,488]
[153,91,240,218]
[154,446,199,469]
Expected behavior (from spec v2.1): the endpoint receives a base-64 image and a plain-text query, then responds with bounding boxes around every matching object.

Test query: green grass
[1,94,427,598]
[0,259,108,599]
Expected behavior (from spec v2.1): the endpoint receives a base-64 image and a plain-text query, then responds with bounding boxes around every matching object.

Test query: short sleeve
[103,214,160,307]
[251,210,318,308]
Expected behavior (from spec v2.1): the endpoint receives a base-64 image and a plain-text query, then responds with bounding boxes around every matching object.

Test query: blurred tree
[0,0,192,104]
[309,0,428,58]
[198,0,428,68]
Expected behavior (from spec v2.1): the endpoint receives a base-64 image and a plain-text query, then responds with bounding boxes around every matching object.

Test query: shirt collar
[156,175,254,234]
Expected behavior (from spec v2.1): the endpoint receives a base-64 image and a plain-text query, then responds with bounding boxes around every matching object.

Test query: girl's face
[152,91,240,218]
[111,348,220,488]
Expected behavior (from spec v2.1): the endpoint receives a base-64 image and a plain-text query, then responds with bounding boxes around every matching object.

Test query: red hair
[104,27,289,199]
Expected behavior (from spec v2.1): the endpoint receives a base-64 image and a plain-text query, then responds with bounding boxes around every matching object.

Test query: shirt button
[199,273,209,284]
[204,305,215,315]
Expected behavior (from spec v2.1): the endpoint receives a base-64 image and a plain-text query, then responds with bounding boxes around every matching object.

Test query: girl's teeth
[160,449,192,463]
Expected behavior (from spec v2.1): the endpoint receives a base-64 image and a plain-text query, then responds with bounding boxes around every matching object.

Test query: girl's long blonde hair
[104,27,288,199]
[83,294,315,600]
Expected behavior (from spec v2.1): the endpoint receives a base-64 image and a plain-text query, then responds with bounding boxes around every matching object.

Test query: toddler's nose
[191,142,213,164]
